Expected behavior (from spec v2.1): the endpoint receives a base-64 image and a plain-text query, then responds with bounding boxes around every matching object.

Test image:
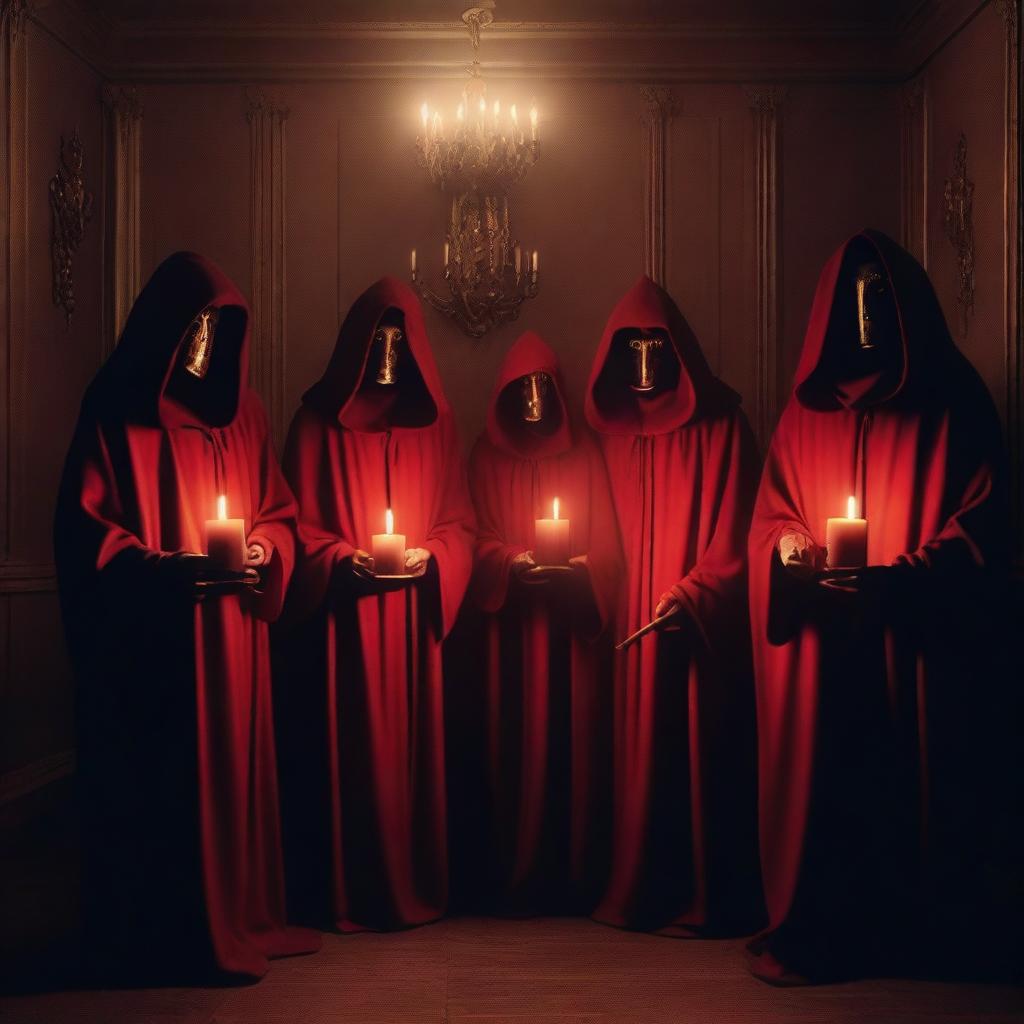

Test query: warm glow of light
[510,104,518,123]
[530,105,538,127]
[432,112,442,136]
[553,497,560,520]
[385,508,394,535]
[410,248,417,273]
[479,97,486,114]
[847,495,857,519]
[493,100,500,119]
[457,102,464,121]
[217,494,227,521]
[420,102,429,129]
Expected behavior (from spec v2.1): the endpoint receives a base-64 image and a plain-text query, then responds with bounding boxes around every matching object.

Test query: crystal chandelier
[411,1,540,338]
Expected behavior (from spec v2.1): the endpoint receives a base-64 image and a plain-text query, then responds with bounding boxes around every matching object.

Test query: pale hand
[654,592,684,631]
[779,531,821,581]
[350,548,376,578]
[245,541,269,567]
[511,551,537,577]
[404,547,432,576]
[568,554,589,573]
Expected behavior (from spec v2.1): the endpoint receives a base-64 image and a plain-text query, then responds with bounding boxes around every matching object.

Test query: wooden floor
[2,916,1023,1024]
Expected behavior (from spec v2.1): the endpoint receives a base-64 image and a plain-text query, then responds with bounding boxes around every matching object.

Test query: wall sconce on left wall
[49,128,93,328]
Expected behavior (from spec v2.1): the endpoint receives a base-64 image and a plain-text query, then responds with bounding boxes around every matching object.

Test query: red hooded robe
[748,230,1009,980]
[281,277,475,932]
[54,251,319,980]
[467,330,622,912]
[585,275,763,934]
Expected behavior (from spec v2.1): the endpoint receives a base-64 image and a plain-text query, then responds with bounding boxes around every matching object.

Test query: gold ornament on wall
[49,129,93,328]
[943,132,975,337]
[411,1,540,338]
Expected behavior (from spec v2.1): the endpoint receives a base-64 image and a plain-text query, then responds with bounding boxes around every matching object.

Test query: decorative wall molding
[640,86,676,287]
[0,748,74,805]
[101,83,142,352]
[899,76,928,267]
[996,0,1022,563]
[49,128,94,328]
[1,0,30,566]
[747,86,785,449]
[943,132,975,339]
[246,87,288,446]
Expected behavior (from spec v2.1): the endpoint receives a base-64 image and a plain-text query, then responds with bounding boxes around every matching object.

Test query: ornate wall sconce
[49,128,93,327]
[943,132,975,336]
[411,1,540,338]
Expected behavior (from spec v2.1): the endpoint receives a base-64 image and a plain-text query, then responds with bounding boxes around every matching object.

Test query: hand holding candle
[826,496,868,569]
[534,497,571,566]
[205,495,246,573]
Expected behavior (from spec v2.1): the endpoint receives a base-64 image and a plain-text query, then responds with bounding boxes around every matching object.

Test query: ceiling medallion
[411,1,540,338]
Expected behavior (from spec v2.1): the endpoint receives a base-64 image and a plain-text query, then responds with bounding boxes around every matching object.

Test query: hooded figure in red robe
[55,251,319,981]
[748,230,1009,984]
[280,277,474,932]
[584,275,763,935]
[466,330,622,912]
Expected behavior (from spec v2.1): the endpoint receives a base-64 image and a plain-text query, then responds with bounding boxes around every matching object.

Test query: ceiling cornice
[27,0,992,85]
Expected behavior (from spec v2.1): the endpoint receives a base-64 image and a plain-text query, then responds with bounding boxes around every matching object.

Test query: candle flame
[457,102,464,121]
[217,494,227,521]
[385,508,394,535]
[847,495,857,519]
[510,104,518,123]
[530,104,538,126]
[553,497,560,520]
[420,102,429,129]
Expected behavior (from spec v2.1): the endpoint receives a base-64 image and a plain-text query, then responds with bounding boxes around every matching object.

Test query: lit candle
[530,103,538,141]
[410,248,417,274]
[826,495,868,569]
[432,112,442,138]
[531,250,539,274]
[514,244,522,276]
[420,102,429,131]
[534,497,571,566]
[205,494,246,573]
[457,102,465,125]
[372,508,407,576]
[444,241,450,266]
[510,103,518,125]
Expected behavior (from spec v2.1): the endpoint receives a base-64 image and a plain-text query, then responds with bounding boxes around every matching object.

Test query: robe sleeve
[281,406,356,622]
[580,434,624,634]
[423,414,476,637]
[668,409,760,650]
[243,396,298,622]
[467,440,528,614]
[892,378,1007,578]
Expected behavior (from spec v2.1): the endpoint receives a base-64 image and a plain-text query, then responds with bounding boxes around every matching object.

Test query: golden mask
[628,336,663,392]
[374,325,403,385]
[521,372,551,422]
[183,308,218,379]
[855,264,885,350]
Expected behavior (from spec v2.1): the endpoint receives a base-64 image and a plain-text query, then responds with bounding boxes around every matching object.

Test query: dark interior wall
[0,0,1019,818]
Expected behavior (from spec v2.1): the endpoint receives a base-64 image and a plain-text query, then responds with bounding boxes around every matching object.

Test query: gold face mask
[183,308,219,379]
[374,325,403,385]
[628,336,663,392]
[855,264,886,350]
[521,372,551,422]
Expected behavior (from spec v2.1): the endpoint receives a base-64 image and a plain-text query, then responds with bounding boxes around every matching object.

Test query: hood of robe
[793,229,952,411]
[584,274,738,435]
[303,276,446,432]
[485,330,572,459]
[87,251,249,429]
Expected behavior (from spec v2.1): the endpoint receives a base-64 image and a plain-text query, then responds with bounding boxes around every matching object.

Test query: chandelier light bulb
[510,104,518,124]
[420,102,429,130]
[457,102,465,122]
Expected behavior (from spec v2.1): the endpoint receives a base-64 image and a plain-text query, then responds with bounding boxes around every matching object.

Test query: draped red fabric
[54,251,319,981]
[748,230,1009,980]
[280,277,475,931]
[585,276,763,934]
[466,331,622,911]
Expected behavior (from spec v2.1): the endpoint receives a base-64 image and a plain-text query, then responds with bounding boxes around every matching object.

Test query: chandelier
[411,1,540,338]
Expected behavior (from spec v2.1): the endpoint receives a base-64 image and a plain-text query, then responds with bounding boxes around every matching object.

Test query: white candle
[444,241,450,266]
[372,508,407,576]
[205,494,246,573]
[531,250,539,275]
[410,248,417,274]
[530,104,538,141]
[514,244,522,276]
[826,495,868,569]
[534,497,571,566]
